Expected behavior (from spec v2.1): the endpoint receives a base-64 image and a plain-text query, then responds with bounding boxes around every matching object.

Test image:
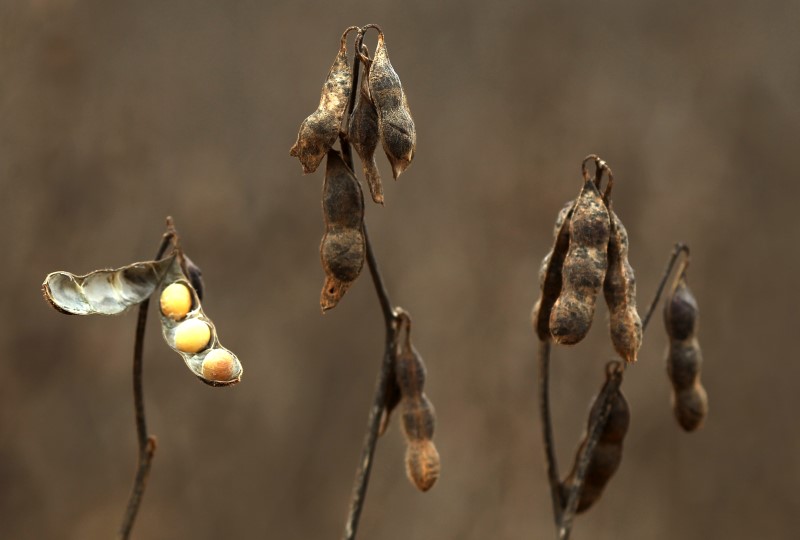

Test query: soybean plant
[532,157,709,540]
[289,25,438,540]
[41,218,242,539]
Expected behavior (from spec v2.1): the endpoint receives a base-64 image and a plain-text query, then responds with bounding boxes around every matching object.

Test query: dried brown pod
[348,44,383,205]
[603,209,642,363]
[532,200,574,341]
[290,28,355,174]
[182,254,205,302]
[664,270,707,431]
[550,166,610,344]
[365,25,416,180]
[394,313,440,492]
[319,150,365,311]
[562,368,630,513]
[42,257,176,316]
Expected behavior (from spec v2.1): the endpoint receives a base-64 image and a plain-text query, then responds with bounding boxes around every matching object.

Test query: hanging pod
[290,27,356,174]
[664,258,707,432]
[393,314,440,492]
[562,363,630,513]
[549,158,611,345]
[43,257,176,316]
[365,25,416,180]
[532,200,574,341]
[348,41,384,205]
[158,256,243,387]
[603,208,642,363]
[319,149,366,311]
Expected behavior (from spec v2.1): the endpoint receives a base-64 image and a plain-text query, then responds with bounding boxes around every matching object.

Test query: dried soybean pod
[562,368,630,513]
[319,150,366,311]
[550,167,610,345]
[603,209,642,363]
[182,254,205,301]
[395,313,440,492]
[532,200,574,340]
[348,42,383,205]
[664,269,708,431]
[290,28,355,174]
[366,25,416,180]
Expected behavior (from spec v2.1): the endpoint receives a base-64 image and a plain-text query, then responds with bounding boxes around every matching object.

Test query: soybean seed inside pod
[532,200,574,341]
[664,274,708,432]
[173,319,211,354]
[289,30,353,174]
[348,50,383,205]
[319,150,365,311]
[562,378,630,513]
[603,210,642,363]
[160,282,193,320]
[201,349,237,383]
[549,178,610,345]
[368,28,416,180]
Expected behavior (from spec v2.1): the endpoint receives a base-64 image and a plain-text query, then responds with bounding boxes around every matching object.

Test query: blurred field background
[1,0,798,538]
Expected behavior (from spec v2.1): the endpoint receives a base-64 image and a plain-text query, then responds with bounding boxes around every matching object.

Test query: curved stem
[538,339,563,532]
[339,45,399,540]
[641,242,690,331]
[118,220,176,539]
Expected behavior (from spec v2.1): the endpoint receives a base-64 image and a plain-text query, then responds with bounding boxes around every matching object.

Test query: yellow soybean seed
[201,349,236,382]
[174,319,211,353]
[160,282,192,320]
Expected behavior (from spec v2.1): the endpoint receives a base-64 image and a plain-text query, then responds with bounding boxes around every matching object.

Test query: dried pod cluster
[42,252,242,387]
[562,364,630,513]
[393,315,440,492]
[664,265,707,431]
[319,149,366,311]
[292,25,416,207]
[532,156,641,363]
[158,257,243,387]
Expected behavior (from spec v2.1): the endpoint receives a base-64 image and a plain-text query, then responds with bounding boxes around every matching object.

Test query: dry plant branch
[118,220,176,539]
[535,156,703,540]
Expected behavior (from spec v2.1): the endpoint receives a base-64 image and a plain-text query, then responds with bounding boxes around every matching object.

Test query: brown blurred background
[1,0,798,538]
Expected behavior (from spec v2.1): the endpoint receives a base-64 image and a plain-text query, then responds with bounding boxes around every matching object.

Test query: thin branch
[538,339,563,531]
[641,242,689,331]
[339,28,401,540]
[118,219,176,540]
[540,242,691,540]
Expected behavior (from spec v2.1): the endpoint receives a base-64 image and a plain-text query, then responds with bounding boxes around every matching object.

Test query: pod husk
[42,256,176,316]
[348,54,383,204]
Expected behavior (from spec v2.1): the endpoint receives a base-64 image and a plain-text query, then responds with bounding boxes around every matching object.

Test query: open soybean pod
[290,27,356,174]
[532,200,574,341]
[664,260,707,432]
[603,209,642,363]
[562,364,630,513]
[319,149,366,312]
[365,25,416,180]
[550,157,611,345]
[43,256,176,315]
[158,256,242,387]
[348,41,384,205]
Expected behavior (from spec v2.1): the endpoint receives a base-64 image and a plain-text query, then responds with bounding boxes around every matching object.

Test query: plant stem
[339,30,400,540]
[538,339,562,532]
[641,242,689,331]
[539,242,691,539]
[118,220,176,539]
